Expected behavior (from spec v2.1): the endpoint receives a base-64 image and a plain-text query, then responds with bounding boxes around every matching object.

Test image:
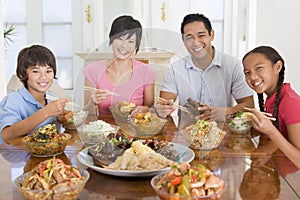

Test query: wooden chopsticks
[243,107,276,121]
[84,86,120,96]
[158,97,191,114]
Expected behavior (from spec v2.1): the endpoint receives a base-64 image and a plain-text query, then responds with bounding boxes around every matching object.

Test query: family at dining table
[0,13,300,169]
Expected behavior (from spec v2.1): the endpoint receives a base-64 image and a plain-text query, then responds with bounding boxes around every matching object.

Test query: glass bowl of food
[109,101,136,121]
[151,162,225,200]
[181,120,226,150]
[225,111,253,134]
[77,120,120,147]
[14,158,90,200]
[22,124,71,157]
[57,110,89,130]
[114,112,167,138]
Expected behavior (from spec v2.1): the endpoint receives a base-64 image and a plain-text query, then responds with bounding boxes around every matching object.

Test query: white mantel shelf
[76,50,174,65]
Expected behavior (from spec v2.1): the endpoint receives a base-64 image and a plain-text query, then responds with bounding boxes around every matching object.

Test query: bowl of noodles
[14,157,90,200]
[22,124,70,157]
[225,111,253,134]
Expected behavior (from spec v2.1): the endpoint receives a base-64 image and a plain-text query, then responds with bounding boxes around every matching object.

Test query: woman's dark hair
[16,45,57,88]
[180,13,212,37]
[109,15,142,53]
[243,46,285,129]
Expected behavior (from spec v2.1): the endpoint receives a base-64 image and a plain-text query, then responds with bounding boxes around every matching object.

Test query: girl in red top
[243,46,300,168]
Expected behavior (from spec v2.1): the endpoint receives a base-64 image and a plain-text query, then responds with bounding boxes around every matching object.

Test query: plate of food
[77,137,195,177]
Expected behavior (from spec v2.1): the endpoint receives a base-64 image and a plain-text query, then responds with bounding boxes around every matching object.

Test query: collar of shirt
[184,47,222,71]
[19,86,49,108]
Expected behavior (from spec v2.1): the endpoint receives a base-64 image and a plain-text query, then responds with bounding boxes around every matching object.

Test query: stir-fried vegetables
[22,124,69,156]
[155,162,224,197]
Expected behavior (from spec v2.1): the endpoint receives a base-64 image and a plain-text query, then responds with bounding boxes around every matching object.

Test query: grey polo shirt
[161,48,253,107]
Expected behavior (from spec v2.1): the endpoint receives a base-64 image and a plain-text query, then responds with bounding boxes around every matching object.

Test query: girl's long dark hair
[243,46,285,130]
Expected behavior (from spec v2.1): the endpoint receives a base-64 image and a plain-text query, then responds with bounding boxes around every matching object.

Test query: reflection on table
[0,115,299,199]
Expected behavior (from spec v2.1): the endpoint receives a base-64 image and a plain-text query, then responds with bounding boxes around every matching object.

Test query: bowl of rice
[77,120,119,147]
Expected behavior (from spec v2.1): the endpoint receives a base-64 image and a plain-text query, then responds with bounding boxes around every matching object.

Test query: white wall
[255,0,300,93]
[0,0,6,100]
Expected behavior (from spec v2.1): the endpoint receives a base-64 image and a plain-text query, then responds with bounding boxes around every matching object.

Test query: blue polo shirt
[161,48,253,106]
[0,86,57,144]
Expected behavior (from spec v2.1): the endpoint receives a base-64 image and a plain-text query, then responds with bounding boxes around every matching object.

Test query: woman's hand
[154,99,176,118]
[92,89,111,105]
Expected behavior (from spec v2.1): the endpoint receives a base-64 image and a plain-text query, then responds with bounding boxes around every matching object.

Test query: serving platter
[77,142,195,177]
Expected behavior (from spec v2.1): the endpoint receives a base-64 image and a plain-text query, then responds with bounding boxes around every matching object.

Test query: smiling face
[182,21,214,65]
[111,33,137,60]
[26,65,54,95]
[243,53,282,97]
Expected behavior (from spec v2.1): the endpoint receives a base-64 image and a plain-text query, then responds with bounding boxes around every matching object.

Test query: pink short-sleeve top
[82,59,156,115]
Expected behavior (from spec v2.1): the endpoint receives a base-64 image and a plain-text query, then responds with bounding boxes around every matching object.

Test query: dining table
[1,114,299,200]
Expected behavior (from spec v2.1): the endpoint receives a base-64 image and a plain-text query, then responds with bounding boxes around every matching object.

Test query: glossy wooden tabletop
[1,115,299,200]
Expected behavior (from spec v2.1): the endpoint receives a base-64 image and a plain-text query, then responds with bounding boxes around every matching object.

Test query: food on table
[106,141,175,170]
[77,120,120,146]
[57,110,89,129]
[129,112,167,137]
[119,101,136,113]
[133,112,152,126]
[144,138,179,161]
[151,162,225,199]
[88,134,180,169]
[110,101,137,121]
[181,119,226,149]
[22,124,70,157]
[14,157,89,200]
[226,111,253,134]
[183,97,205,116]
[87,132,135,167]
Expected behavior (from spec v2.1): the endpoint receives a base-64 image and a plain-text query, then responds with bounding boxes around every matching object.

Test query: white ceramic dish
[77,142,195,177]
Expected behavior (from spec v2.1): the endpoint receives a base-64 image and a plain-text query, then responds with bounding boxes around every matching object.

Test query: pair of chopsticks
[45,94,81,109]
[243,107,276,121]
[158,97,191,114]
[84,86,120,96]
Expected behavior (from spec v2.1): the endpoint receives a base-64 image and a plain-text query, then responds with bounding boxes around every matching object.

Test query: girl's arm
[252,109,300,168]
[143,82,155,107]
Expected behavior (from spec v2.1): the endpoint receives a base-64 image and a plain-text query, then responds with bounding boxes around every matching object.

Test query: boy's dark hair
[180,13,212,38]
[16,45,57,88]
[243,46,285,130]
[109,15,142,53]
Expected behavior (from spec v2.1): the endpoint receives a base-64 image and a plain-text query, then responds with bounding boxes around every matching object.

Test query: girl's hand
[154,99,175,118]
[251,109,277,136]
[92,89,111,105]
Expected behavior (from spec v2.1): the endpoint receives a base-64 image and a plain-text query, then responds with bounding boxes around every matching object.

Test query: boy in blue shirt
[0,45,68,144]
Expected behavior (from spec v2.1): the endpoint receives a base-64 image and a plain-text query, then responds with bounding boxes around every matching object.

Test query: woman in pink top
[243,46,300,168]
[82,15,155,116]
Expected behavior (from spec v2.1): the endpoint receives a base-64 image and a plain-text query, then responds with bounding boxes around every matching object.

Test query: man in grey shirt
[156,13,254,121]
